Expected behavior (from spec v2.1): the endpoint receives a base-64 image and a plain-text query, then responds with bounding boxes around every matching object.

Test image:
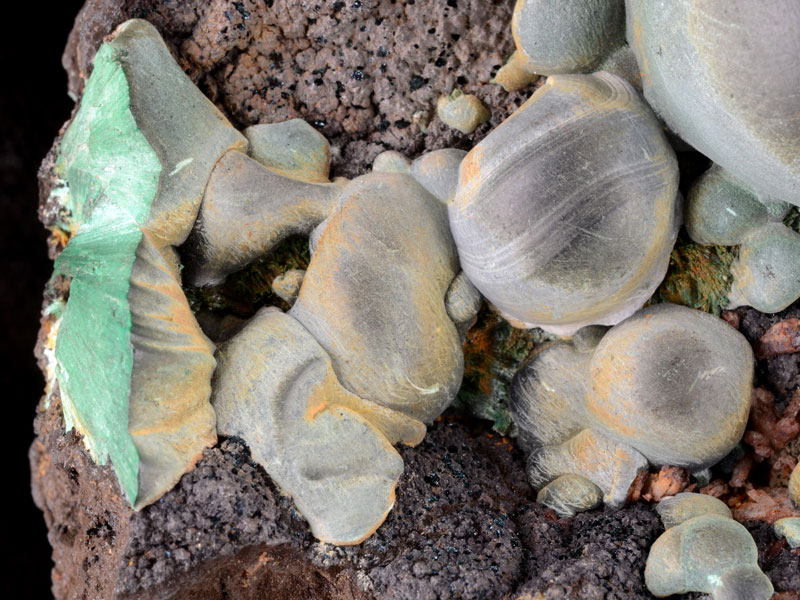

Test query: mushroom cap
[627,0,800,206]
[449,72,680,335]
[212,308,425,545]
[656,492,732,530]
[536,474,603,517]
[291,172,463,423]
[512,0,625,75]
[645,515,769,598]
[587,304,753,469]
[727,223,800,314]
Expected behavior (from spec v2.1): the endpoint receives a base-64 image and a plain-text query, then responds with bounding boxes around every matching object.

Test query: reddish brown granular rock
[628,466,693,503]
[730,487,800,524]
[754,318,800,359]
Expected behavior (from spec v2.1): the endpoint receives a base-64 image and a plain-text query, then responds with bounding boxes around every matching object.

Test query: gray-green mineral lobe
[645,515,773,599]
[449,72,680,336]
[656,492,732,530]
[212,307,425,545]
[52,19,245,508]
[290,171,465,424]
[511,304,753,505]
[512,0,625,75]
[182,123,344,288]
[536,474,603,517]
[436,90,490,134]
[627,0,800,207]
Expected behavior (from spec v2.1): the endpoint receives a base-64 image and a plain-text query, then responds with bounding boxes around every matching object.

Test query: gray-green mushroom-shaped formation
[646,494,773,599]
[686,166,800,313]
[211,308,425,544]
[181,119,345,287]
[536,474,604,518]
[774,517,800,549]
[192,147,473,539]
[510,304,753,509]
[502,0,800,313]
[449,71,680,335]
[289,169,464,424]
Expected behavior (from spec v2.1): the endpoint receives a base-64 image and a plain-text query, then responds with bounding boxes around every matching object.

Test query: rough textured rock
[31,1,800,599]
[62,0,531,181]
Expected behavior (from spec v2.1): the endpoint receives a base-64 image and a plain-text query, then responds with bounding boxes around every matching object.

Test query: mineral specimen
[510,304,753,507]
[51,19,245,508]
[449,72,680,335]
[646,515,773,599]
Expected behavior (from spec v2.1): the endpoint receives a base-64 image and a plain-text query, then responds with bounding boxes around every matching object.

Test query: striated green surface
[53,42,161,505]
[454,306,555,434]
[647,239,735,315]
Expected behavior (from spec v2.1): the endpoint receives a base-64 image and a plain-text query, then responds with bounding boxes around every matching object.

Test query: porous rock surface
[32,1,800,599]
[61,0,532,180]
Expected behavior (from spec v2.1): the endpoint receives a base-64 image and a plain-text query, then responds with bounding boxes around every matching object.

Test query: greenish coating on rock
[454,307,553,435]
[656,492,732,530]
[536,474,603,517]
[774,517,800,549]
[53,19,244,507]
[436,90,490,134]
[244,119,331,183]
[511,304,753,506]
[645,515,773,599]
[512,0,625,75]
[647,240,735,316]
[212,307,425,544]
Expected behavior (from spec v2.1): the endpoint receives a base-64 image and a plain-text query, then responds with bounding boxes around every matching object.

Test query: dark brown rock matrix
[31,1,800,599]
[62,0,531,180]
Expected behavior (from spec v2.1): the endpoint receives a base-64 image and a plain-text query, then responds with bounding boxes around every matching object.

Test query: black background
[2,2,85,597]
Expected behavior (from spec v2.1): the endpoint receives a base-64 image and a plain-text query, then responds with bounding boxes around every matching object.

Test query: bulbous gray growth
[645,516,773,599]
[774,517,800,549]
[656,492,732,530]
[728,223,800,314]
[182,123,344,287]
[449,72,680,335]
[511,304,753,504]
[686,166,800,313]
[512,0,625,75]
[536,474,603,517]
[627,0,800,207]
[212,307,425,545]
[290,171,465,424]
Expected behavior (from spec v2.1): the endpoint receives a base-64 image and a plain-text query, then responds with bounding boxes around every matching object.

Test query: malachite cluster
[53,41,161,504]
[48,19,242,509]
